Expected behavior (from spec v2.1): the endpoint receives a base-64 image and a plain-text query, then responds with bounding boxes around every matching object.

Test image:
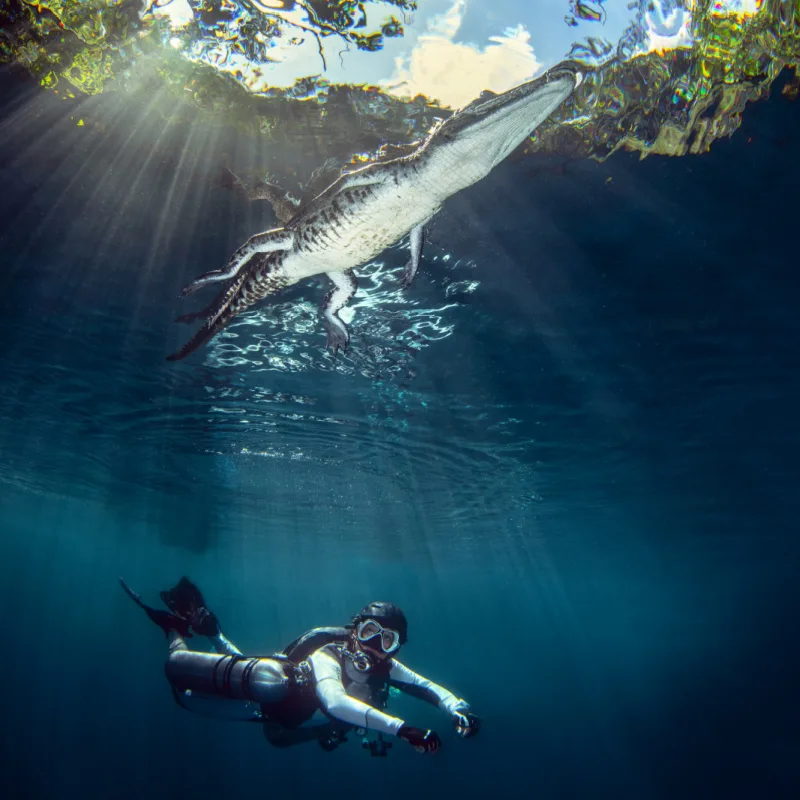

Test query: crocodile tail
[165,318,225,362]
[166,252,289,362]
[166,271,249,362]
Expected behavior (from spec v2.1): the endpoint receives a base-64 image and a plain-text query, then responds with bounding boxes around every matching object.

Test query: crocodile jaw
[417,64,581,196]
[282,65,582,275]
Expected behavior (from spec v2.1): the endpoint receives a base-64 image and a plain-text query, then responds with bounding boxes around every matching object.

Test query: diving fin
[160,576,221,637]
[119,577,193,638]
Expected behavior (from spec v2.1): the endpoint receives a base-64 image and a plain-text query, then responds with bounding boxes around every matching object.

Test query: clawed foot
[217,166,248,194]
[178,230,292,300]
[179,270,225,298]
[400,260,416,289]
[324,317,350,356]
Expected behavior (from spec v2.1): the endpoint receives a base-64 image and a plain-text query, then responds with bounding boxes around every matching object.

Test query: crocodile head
[420,61,582,185]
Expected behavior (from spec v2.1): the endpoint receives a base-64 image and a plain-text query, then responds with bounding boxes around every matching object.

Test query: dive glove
[318,729,348,752]
[397,725,441,754]
[187,606,220,637]
[452,710,481,738]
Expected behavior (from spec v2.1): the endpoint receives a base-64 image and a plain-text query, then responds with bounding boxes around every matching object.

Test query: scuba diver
[120,576,481,756]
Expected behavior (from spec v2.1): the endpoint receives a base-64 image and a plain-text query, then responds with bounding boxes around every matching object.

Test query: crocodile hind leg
[401,224,425,288]
[167,252,290,362]
[321,269,357,355]
[179,227,295,298]
[175,296,218,324]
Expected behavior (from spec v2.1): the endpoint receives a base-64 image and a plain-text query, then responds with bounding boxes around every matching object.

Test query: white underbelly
[293,186,440,276]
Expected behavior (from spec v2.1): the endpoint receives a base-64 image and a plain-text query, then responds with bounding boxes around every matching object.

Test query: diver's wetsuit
[121,577,474,750]
[165,626,470,749]
[308,643,470,734]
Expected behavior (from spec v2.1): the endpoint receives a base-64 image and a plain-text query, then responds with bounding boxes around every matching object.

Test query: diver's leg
[209,632,242,656]
[121,581,263,719]
[164,634,265,719]
[168,630,189,653]
[263,721,343,749]
[119,577,192,638]
[159,576,242,654]
[165,652,289,707]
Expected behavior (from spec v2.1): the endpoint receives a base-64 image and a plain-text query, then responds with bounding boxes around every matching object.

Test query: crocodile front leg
[321,269,357,355]
[179,228,294,297]
[222,168,301,224]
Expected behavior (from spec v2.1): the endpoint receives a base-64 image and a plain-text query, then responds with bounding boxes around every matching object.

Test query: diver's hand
[452,710,481,738]
[397,725,441,754]
[318,729,348,752]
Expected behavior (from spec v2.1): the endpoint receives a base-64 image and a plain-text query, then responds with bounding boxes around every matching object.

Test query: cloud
[641,4,693,54]
[381,0,542,109]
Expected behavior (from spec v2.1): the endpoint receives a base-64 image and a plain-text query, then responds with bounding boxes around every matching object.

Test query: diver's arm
[308,650,405,736]
[263,721,342,749]
[389,660,468,713]
[389,660,481,738]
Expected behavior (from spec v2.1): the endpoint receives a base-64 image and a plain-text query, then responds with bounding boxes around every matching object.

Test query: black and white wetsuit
[165,628,468,743]
[309,643,469,736]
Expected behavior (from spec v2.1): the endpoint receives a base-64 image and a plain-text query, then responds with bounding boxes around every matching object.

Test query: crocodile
[167,61,582,361]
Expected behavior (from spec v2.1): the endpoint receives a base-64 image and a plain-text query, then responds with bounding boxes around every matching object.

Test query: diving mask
[356,619,402,654]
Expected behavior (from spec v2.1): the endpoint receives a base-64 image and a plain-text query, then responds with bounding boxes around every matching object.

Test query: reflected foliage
[1,0,799,163]
[533,0,800,160]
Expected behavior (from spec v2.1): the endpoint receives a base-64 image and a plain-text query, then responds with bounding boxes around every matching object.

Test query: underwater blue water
[1,67,799,798]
